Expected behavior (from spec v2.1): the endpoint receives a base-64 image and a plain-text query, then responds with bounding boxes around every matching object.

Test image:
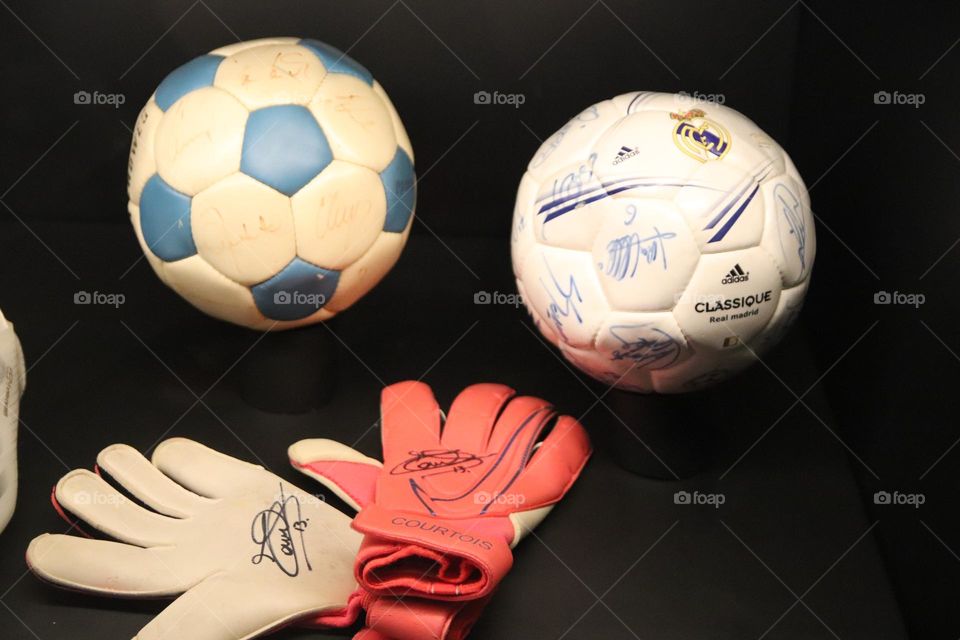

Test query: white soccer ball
[512,92,815,393]
[128,37,415,331]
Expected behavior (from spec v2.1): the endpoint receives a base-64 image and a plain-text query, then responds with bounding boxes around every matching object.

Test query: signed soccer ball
[128,38,415,330]
[511,92,815,393]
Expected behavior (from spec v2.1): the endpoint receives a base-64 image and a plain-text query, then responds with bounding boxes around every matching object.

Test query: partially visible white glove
[0,309,25,534]
[27,438,364,640]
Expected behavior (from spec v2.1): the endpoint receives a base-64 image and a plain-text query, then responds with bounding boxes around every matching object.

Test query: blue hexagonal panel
[139,174,196,261]
[154,54,225,111]
[380,148,416,232]
[299,39,373,85]
[251,257,340,321]
[240,105,333,196]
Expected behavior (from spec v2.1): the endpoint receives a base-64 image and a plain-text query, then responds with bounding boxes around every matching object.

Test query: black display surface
[0,1,957,638]
[0,229,907,639]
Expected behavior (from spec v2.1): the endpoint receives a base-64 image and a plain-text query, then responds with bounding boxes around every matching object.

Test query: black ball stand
[239,323,337,414]
[605,382,732,479]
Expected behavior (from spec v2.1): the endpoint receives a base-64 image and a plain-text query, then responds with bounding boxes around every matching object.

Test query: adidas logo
[612,145,640,165]
[721,264,749,284]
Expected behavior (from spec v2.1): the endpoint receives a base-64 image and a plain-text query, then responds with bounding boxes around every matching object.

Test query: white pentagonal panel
[291,160,387,270]
[591,199,700,312]
[525,98,623,183]
[652,343,758,393]
[372,81,413,164]
[191,173,297,285]
[530,157,606,251]
[161,254,263,328]
[520,246,608,349]
[325,220,410,312]
[210,37,300,57]
[128,99,163,206]
[760,175,815,287]
[564,343,657,392]
[214,44,326,110]
[749,280,808,355]
[154,87,248,195]
[672,247,781,349]
[516,277,559,347]
[595,311,690,373]
[674,160,767,254]
[707,103,785,176]
[128,203,165,272]
[511,173,538,279]
[592,111,703,187]
[309,73,397,172]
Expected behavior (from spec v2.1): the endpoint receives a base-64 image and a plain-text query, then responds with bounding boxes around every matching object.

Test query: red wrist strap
[353,504,514,600]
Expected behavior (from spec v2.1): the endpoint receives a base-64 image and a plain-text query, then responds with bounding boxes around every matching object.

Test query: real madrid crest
[670,108,731,162]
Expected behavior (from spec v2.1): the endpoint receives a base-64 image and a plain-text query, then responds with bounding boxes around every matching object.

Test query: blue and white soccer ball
[512,92,816,393]
[128,37,415,330]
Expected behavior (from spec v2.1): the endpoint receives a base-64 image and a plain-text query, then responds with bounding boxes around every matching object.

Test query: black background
[0,1,957,638]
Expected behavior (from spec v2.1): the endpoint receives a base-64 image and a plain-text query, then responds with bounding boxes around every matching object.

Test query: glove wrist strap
[353,504,514,600]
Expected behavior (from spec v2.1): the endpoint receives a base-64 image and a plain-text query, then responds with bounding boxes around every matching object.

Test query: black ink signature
[251,483,311,577]
[390,449,494,478]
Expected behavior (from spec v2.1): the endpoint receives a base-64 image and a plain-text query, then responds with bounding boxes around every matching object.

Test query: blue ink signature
[251,484,311,577]
[601,227,677,280]
[773,183,806,271]
[609,325,681,369]
[539,260,584,341]
[536,153,598,208]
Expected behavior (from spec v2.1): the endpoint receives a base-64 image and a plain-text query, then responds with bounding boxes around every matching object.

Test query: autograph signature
[773,183,806,271]
[250,484,311,578]
[536,153,598,208]
[540,259,584,341]
[609,325,682,369]
[391,449,494,477]
[601,227,677,280]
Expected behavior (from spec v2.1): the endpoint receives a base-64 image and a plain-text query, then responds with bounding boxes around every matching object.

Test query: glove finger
[439,383,515,454]
[152,438,265,499]
[134,574,350,640]
[486,394,554,456]
[510,414,592,512]
[27,533,201,596]
[380,381,442,460]
[55,470,183,546]
[288,439,381,511]
[97,444,212,518]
